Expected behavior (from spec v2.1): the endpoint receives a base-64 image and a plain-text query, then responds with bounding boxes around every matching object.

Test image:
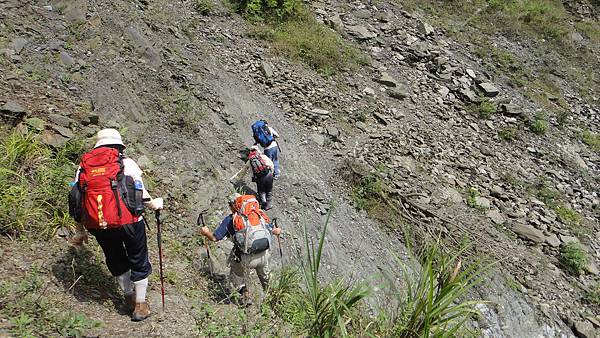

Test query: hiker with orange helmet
[69,128,163,321]
[200,194,281,306]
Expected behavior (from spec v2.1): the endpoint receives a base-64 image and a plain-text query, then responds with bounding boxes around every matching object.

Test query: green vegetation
[554,205,582,228]
[498,126,518,141]
[586,282,600,305]
[163,88,207,133]
[582,130,600,152]
[466,187,485,210]
[233,0,302,22]
[0,265,102,337]
[468,99,497,119]
[194,0,213,15]
[505,277,521,293]
[266,216,483,337]
[0,129,84,238]
[560,242,589,275]
[401,0,599,123]
[533,180,586,236]
[380,243,483,337]
[530,113,549,135]
[239,1,365,75]
[351,173,383,212]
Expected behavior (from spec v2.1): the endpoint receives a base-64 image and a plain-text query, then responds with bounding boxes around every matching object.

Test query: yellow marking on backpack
[90,167,107,176]
[97,195,107,229]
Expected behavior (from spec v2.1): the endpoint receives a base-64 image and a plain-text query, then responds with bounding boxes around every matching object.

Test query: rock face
[347,25,377,40]
[0,101,26,119]
[511,223,545,243]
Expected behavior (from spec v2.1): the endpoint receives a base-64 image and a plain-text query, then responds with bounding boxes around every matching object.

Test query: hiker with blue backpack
[252,120,281,179]
[200,194,281,306]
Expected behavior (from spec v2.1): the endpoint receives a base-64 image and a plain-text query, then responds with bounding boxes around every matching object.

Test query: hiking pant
[264,147,280,177]
[255,172,273,209]
[88,219,152,282]
[228,249,270,292]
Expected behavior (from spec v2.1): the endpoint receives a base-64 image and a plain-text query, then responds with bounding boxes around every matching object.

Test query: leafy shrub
[530,114,549,134]
[498,126,518,141]
[351,173,383,211]
[0,129,83,238]
[233,0,302,22]
[468,99,497,119]
[560,242,589,275]
[554,205,582,227]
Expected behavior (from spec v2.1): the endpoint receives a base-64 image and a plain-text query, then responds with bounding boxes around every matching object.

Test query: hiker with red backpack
[69,128,163,321]
[252,120,280,179]
[200,194,281,306]
[248,145,275,210]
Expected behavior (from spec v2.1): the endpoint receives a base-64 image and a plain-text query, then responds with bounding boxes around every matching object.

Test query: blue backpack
[251,120,274,147]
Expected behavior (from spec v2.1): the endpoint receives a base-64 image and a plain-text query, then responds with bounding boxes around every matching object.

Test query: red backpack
[248,150,270,177]
[76,147,138,229]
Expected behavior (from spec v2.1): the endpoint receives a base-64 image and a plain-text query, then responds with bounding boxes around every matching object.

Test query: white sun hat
[94,128,125,148]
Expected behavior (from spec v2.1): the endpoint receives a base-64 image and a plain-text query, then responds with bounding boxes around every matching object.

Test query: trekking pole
[155,210,166,312]
[197,213,213,277]
[273,218,283,258]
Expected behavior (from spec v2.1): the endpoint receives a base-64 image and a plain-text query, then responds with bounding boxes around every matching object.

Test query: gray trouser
[228,249,270,292]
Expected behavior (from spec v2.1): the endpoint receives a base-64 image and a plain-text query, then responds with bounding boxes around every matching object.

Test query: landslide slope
[0,0,599,337]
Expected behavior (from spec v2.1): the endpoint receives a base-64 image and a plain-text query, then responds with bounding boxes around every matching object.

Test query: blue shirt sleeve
[213,215,233,241]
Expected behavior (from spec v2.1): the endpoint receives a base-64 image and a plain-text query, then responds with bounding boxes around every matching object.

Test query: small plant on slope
[383,240,485,337]
[561,242,589,275]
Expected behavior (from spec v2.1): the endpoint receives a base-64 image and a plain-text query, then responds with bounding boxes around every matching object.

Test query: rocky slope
[0,0,599,337]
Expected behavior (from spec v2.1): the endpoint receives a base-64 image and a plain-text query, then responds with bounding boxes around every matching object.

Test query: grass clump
[194,0,213,15]
[468,99,497,119]
[0,129,83,238]
[530,113,549,134]
[554,205,582,227]
[0,265,102,337]
[267,212,369,337]
[377,241,484,337]
[351,173,383,212]
[586,282,600,305]
[163,89,207,133]
[266,212,483,336]
[241,1,364,75]
[582,130,600,152]
[498,126,518,141]
[560,242,589,275]
[233,0,302,22]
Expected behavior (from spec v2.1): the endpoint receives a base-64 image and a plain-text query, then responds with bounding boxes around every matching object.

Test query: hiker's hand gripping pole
[197,213,213,277]
[155,210,166,312]
[273,218,283,258]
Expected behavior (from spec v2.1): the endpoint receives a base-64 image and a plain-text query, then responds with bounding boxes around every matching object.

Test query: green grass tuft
[1,265,102,337]
[468,99,497,119]
[560,242,588,275]
[0,129,83,238]
[582,130,600,152]
[351,173,383,212]
[498,126,518,141]
[530,113,549,135]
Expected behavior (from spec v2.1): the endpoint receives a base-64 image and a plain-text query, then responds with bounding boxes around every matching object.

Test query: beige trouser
[229,249,270,292]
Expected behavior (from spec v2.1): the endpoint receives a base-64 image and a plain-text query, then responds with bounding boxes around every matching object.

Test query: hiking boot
[132,302,151,321]
[125,293,136,312]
